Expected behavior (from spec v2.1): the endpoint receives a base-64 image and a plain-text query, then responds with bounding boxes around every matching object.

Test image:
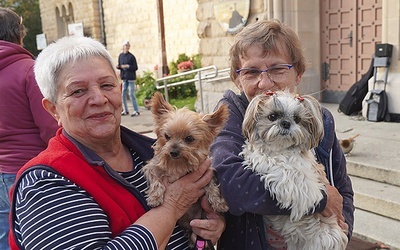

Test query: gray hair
[229,19,306,88]
[34,36,115,103]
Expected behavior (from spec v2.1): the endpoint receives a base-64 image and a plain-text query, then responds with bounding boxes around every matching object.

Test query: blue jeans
[0,173,16,250]
[122,80,139,113]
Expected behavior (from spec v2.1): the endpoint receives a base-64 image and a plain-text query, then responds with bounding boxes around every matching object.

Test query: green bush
[136,71,159,106]
[167,53,201,99]
[136,54,201,106]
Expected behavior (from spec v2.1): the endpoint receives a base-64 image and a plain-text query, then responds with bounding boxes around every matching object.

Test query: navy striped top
[13,148,190,249]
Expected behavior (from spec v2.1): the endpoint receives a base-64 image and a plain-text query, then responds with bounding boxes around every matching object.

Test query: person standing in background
[0,7,59,249]
[117,40,140,117]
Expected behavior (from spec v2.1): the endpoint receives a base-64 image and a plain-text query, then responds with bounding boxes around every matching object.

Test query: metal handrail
[206,67,230,83]
[155,65,220,111]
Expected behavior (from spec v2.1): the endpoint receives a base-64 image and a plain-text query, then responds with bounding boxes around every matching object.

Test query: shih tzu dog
[141,92,229,243]
[241,90,348,250]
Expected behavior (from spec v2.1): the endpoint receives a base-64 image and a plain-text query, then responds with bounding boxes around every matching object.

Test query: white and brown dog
[241,90,348,250]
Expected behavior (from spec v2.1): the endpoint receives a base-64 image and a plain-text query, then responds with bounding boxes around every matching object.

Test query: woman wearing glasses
[210,19,354,250]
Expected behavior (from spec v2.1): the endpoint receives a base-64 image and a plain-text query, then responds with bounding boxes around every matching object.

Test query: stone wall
[195,0,269,112]
[102,0,200,76]
[39,0,200,77]
[39,0,103,43]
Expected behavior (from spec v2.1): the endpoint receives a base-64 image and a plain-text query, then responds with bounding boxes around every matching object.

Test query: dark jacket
[210,90,355,250]
[117,51,138,80]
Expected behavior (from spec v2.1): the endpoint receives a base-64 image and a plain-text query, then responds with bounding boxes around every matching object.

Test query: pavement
[121,106,155,137]
[121,101,400,249]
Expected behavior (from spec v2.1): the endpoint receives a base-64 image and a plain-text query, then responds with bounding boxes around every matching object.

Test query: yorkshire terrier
[142,92,229,242]
[241,90,348,250]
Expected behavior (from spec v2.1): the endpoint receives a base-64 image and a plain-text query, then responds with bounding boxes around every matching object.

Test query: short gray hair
[34,36,115,103]
[229,19,306,88]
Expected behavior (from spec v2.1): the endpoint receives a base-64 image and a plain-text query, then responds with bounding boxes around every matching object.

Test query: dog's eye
[185,136,194,143]
[268,113,279,121]
[293,115,301,124]
[165,133,171,140]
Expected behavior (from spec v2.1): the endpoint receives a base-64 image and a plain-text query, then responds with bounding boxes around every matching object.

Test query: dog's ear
[202,104,230,136]
[301,95,324,148]
[151,92,174,115]
[150,92,175,135]
[242,95,264,143]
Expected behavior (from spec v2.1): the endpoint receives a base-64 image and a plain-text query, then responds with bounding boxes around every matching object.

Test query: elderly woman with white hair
[9,36,225,250]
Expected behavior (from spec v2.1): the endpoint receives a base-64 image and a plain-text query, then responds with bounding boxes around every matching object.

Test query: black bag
[338,56,375,115]
[366,89,390,122]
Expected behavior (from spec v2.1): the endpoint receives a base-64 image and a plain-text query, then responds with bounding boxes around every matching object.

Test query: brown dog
[141,92,229,240]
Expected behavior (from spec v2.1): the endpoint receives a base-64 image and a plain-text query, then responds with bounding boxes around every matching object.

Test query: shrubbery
[136,53,201,106]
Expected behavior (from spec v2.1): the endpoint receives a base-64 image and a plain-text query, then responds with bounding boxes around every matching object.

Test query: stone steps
[352,209,400,249]
[349,171,400,249]
[347,160,400,187]
[320,103,400,249]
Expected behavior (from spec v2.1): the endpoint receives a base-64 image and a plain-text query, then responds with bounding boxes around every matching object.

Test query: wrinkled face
[237,45,301,102]
[44,56,123,145]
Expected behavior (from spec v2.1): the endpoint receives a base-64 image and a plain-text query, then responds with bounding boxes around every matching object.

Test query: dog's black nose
[281,120,291,129]
[170,150,179,158]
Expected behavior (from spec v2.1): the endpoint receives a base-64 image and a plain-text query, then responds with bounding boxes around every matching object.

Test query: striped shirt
[14,149,190,250]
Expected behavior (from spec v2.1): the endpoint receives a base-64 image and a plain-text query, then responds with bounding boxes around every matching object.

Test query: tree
[1,0,42,56]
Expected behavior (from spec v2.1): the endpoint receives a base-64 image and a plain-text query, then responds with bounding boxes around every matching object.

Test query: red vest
[9,129,147,249]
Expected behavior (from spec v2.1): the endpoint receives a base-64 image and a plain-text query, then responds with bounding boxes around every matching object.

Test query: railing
[155,65,230,112]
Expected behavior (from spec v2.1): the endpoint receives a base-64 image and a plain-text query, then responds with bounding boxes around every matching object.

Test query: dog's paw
[206,180,229,212]
[146,195,163,208]
[210,198,229,212]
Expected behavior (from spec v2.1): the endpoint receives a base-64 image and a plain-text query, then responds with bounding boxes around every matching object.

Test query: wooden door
[320,0,382,100]
[357,1,382,74]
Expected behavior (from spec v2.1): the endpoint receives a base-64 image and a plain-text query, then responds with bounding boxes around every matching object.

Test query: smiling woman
[42,56,123,148]
[8,36,225,250]
[43,56,122,143]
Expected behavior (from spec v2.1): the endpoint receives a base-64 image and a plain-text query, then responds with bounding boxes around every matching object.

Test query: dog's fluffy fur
[142,92,229,236]
[241,91,348,250]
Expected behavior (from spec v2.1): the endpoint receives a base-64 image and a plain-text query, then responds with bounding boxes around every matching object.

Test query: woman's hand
[322,184,348,235]
[189,196,226,245]
[162,159,214,220]
[321,184,343,219]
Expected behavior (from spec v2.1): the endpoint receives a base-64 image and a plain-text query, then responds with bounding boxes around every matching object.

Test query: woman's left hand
[189,196,226,246]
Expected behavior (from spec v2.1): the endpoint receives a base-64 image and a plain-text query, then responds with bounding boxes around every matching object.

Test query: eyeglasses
[236,64,294,83]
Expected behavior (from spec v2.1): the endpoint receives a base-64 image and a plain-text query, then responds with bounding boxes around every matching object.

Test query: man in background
[117,40,140,117]
[0,7,59,249]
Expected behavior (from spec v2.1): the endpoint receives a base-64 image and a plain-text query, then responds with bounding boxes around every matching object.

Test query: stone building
[38,0,400,116]
[38,0,200,74]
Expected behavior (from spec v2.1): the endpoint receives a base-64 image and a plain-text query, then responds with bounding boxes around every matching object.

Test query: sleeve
[333,139,355,239]
[210,97,328,216]
[25,65,59,143]
[328,126,355,238]
[14,169,157,250]
[127,54,138,72]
